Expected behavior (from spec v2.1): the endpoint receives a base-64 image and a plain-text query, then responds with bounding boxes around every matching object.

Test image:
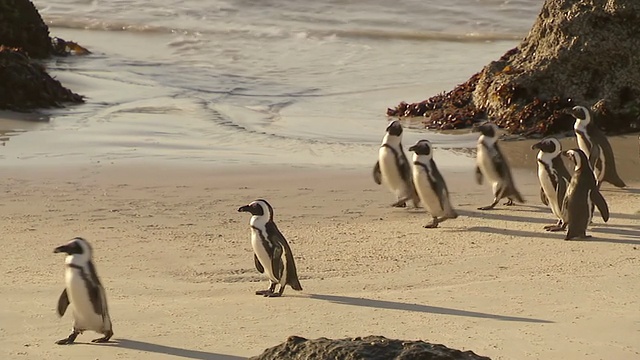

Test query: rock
[0,46,84,110]
[250,335,492,360]
[388,0,640,137]
[0,0,53,58]
[0,0,88,110]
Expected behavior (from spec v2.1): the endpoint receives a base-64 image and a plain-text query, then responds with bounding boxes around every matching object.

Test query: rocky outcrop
[250,335,492,360]
[0,47,83,110]
[0,0,86,110]
[388,0,640,137]
[0,0,53,58]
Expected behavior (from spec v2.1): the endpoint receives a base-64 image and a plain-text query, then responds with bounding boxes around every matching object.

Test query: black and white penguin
[562,149,610,240]
[473,122,524,210]
[531,137,572,231]
[409,139,458,228]
[571,105,626,188]
[54,237,113,345]
[373,120,420,208]
[238,199,303,297]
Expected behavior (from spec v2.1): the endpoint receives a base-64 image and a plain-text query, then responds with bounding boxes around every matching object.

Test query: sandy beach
[1,155,638,360]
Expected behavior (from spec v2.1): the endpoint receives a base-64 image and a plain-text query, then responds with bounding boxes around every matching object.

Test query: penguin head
[570,106,591,126]
[563,148,588,170]
[531,137,561,155]
[238,199,274,221]
[408,139,433,159]
[54,237,93,262]
[385,120,403,137]
[473,122,498,138]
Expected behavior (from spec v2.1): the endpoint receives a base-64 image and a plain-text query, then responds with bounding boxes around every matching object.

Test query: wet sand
[1,158,638,360]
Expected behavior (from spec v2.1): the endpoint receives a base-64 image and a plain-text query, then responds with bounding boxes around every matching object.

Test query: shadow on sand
[308,294,553,324]
[107,339,246,360]
[466,226,640,245]
[458,209,551,225]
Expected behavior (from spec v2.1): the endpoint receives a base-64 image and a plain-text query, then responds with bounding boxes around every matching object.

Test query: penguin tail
[606,174,626,188]
[289,278,303,291]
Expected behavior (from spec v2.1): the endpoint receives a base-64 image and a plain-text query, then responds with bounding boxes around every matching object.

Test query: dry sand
[1,155,639,360]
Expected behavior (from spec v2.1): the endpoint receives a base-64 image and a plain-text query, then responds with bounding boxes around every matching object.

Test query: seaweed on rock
[388,0,640,137]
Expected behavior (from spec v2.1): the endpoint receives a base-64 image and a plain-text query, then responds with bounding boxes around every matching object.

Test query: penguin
[373,120,420,208]
[408,139,458,228]
[54,237,113,345]
[571,105,626,188]
[473,122,525,210]
[562,149,610,240]
[531,137,572,231]
[238,199,303,297]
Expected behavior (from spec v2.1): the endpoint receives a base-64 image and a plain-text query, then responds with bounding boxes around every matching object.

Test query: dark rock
[0,46,84,110]
[250,335,492,360]
[388,0,640,137]
[0,0,53,58]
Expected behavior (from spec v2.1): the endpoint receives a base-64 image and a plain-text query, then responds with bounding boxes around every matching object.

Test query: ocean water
[0,0,542,167]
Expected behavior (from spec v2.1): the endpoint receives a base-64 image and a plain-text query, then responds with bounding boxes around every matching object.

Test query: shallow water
[0,0,543,167]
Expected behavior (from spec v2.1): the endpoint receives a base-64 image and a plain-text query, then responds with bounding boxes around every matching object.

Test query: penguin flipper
[373,161,382,185]
[397,147,412,183]
[556,179,567,213]
[475,166,483,185]
[57,289,70,317]
[266,222,303,291]
[86,262,105,316]
[591,189,610,222]
[254,254,264,274]
[540,187,549,206]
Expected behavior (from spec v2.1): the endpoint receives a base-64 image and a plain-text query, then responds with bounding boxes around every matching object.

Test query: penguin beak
[562,150,571,158]
[54,245,70,254]
[531,141,541,150]
[408,145,416,152]
[237,205,251,213]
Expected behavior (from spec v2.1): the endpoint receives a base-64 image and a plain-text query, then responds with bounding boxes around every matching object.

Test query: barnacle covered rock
[250,335,492,360]
[388,0,640,137]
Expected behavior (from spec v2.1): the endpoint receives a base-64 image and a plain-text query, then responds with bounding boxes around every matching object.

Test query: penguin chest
[65,268,104,331]
[576,133,591,156]
[477,145,500,184]
[413,166,444,216]
[379,146,405,191]
[250,229,278,283]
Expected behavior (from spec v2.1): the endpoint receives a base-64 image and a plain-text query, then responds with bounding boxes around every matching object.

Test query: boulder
[0,0,53,58]
[0,0,87,110]
[0,46,83,110]
[388,0,640,137]
[250,335,492,360]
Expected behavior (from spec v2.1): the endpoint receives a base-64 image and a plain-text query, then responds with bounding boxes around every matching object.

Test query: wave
[44,16,523,43]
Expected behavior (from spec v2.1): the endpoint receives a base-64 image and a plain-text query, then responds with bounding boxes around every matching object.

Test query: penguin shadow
[601,186,640,195]
[98,339,245,360]
[463,226,561,240]
[307,293,552,324]
[589,226,640,243]
[457,208,551,225]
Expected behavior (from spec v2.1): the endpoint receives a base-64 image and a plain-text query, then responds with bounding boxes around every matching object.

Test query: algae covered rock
[0,46,84,110]
[0,0,87,110]
[250,335,492,360]
[388,0,640,137]
[0,0,53,58]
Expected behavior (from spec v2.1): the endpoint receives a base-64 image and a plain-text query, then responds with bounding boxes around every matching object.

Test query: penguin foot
[255,290,273,296]
[91,336,111,343]
[391,201,407,208]
[423,223,439,229]
[265,292,282,298]
[56,332,79,345]
[503,199,515,206]
[544,225,564,232]
[477,205,496,210]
